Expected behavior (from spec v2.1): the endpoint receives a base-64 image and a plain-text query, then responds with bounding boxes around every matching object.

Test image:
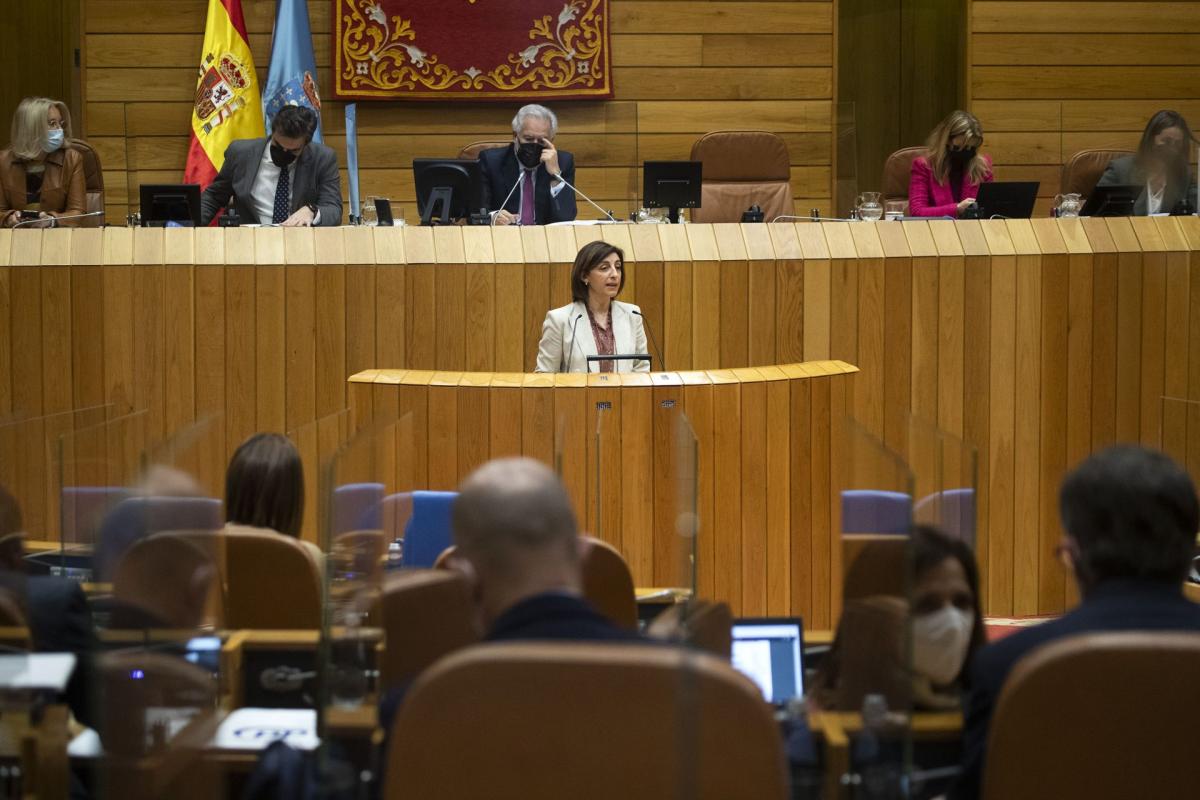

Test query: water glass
[885,200,905,221]
[360,198,378,226]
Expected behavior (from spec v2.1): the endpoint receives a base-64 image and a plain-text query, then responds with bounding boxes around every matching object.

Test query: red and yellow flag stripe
[183,0,264,187]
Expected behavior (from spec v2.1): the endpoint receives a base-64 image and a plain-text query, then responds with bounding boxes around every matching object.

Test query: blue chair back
[840,490,912,535]
[95,495,223,581]
[914,488,976,544]
[333,482,385,535]
[402,491,458,568]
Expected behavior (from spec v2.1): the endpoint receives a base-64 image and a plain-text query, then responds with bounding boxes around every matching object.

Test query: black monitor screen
[1081,183,1140,217]
[643,161,702,211]
[140,183,201,226]
[413,158,485,223]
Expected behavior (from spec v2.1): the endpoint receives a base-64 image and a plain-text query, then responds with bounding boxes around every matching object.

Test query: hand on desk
[280,206,316,227]
[493,209,519,226]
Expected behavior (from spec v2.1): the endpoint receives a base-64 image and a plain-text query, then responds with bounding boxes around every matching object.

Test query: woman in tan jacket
[0,97,86,228]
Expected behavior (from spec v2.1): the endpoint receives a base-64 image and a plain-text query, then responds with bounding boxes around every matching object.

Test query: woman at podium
[535,241,650,374]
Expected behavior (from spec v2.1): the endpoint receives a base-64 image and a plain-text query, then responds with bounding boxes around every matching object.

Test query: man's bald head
[452,458,579,580]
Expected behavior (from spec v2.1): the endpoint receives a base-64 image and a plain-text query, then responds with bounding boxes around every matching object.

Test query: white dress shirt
[1146,181,1165,215]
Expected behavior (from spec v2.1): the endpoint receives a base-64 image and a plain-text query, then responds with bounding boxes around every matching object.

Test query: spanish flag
[183,0,264,188]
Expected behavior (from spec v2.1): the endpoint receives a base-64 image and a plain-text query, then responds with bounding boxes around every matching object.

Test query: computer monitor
[643,160,702,223]
[972,181,1039,219]
[139,183,201,226]
[730,617,806,706]
[1081,183,1140,217]
[413,158,485,225]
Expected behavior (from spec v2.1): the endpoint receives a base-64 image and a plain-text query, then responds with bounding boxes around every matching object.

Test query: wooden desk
[3,219,1199,620]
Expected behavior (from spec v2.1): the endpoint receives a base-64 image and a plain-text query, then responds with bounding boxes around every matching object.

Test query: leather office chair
[1061,148,1134,198]
[457,140,510,161]
[579,536,638,631]
[841,490,912,535]
[434,537,639,631]
[914,488,976,544]
[332,482,384,535]
[377,569,479,692]
[689,131,792,223]
[982,631,1200,800]
[881,146,926,210]
[400,491,457,568]
[219,527,322,629]
[69,138,104,227]
[646,599,734,658]
[385,642,789,800]
[111,532,220,629]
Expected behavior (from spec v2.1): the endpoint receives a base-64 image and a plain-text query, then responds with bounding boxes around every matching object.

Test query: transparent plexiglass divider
[836,101,860,219]
[824,420,914,799]
[89,413,227,800]
[906,416,980,551]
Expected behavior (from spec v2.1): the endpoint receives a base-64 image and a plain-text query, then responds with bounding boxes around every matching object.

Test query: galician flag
[183,0,264,188]
[263,0,323,141]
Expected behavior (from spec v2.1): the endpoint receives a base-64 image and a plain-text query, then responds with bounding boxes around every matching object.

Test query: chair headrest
[690,131,790,182]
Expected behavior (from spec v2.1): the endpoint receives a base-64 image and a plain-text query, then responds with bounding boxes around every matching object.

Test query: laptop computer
[730,617,806,705]
[972,181,1040,219]
[1080,183,1139,217]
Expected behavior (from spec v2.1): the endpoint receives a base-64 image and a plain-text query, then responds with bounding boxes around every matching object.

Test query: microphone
[12,210,104,228]
[490,171,524,226]
[631,309,666,372]
[552,171,618,223]
[565,312,584,373]
[260,666,318,693]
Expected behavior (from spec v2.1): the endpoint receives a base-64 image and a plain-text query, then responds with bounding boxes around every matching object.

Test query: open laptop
[972,181,1040,219]
[730,617,805,706]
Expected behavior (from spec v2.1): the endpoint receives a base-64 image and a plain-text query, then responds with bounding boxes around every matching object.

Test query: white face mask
[44,128,64,153]
[911,605,973,686]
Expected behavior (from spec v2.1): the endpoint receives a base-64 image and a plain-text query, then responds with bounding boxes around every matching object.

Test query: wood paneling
[80,0,837,221]
[349,362,856,625]
[969,1,1200,209]
[6,218,1200,618]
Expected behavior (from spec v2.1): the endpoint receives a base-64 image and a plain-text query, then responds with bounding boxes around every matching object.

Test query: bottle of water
[853,693,901,799]
[386,540,403,570]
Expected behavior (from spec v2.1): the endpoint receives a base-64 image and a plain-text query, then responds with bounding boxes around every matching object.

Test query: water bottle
[386,539,403,570]
[784,696,818,766]
[852,693,901,799]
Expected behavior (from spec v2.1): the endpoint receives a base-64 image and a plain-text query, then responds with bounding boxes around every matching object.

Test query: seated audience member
[810,525,986,712]
[1097,110,1197,215]
[200,105,342,226]
[952,446,1200,799]
[0,484,97,727]
[480,104,577,225]
[450,457,639,641]
[0,97,85,228]
[908,110,993,218]
[535,240,649,374]
[224,433,322,565]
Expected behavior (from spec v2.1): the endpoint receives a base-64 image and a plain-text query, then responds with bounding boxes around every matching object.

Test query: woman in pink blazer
[908,110,994,217]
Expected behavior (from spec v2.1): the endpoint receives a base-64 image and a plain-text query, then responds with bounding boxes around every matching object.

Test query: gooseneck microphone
[12,210,104,228]
[564,312,584,373]
[491,170,525,226]
[552,171,618,223]
[631,309,666,372]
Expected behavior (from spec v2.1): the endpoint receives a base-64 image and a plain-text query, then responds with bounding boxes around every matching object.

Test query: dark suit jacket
[485,592,642,642]
[0,147,87,227]
[950,580,1200,800]
[26,576,97,727]
[200,137,342,226]
[478,145,577,224]
[1096,154,1197,215]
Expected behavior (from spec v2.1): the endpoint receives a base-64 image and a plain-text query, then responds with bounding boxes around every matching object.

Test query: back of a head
[1060,445,1199,589]
[225,433,304,538]
[452,458,578,578]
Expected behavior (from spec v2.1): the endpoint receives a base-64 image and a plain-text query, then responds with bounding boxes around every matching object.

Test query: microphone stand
[11,210,104,228]
[552,171,618,223]
[490,172,524,226]
[565,312,584,373]
[631,309,666,372]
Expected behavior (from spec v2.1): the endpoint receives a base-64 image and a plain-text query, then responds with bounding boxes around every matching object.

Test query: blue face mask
[44,128,64,153]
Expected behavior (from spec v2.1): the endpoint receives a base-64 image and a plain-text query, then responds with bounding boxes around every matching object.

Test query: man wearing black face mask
[479,104,577,225]
[200,105,342,226]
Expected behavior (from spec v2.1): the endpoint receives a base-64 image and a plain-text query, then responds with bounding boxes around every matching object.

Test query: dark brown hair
[225,433,304,538]
[570,241,625,304]
[1137,110,1195,160]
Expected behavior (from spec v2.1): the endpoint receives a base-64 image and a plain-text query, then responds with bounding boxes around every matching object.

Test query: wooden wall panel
[80,0,836,222]
[970,1,1200,214]
[4,219,1199,620]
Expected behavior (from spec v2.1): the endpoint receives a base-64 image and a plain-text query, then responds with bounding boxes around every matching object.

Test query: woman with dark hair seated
[224,433,322,564]
[1097,110,1197,215]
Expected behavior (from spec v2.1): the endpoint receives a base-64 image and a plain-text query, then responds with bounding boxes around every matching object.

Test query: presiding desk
[2,219,1199,624]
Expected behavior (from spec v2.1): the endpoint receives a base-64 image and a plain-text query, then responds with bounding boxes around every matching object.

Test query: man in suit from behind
[480,104,577,226]
[951,445,1200,799]
[200,105,342,226]
[448,457,635,642]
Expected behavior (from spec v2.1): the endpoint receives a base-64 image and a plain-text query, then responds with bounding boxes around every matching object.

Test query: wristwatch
[305,202,318,214]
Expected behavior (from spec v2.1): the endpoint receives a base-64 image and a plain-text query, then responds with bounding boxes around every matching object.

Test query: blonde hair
[9,97,72,161]
[924,110,987,185]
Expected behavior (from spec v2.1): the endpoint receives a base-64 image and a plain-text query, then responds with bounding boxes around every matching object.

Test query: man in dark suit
[450,457,635,642]
[479,104,577,226]
[200,105,342,226]
[951,445,1200,799]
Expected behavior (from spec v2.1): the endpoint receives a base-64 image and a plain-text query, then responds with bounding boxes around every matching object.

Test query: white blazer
[535,300,651,373]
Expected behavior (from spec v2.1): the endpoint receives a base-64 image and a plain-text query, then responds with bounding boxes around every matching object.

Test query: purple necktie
[519,168,535,225]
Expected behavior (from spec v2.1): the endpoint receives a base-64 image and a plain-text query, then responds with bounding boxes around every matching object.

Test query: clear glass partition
[907,416,979,550]
[836,100,860,219]
[827,420,914,799]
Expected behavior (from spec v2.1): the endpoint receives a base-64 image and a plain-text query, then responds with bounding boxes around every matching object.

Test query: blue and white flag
[346,104,360,221]
[263,0,322,141]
